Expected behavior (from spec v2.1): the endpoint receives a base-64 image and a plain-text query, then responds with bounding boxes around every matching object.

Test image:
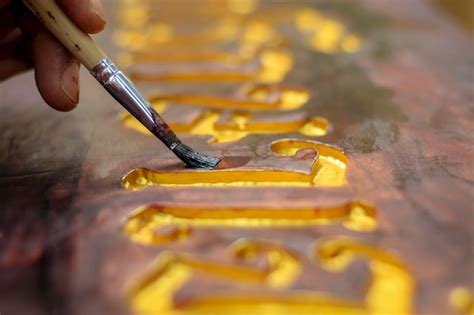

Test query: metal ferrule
[90,58,180,149]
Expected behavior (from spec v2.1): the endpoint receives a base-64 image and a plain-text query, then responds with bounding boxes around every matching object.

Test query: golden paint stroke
[295,8,363,54]
[121,111,327,143]
[146,84,311,111]
[118,39,280,67]
[116,5,362,54]
[123,111,327,143]
[115,18,282,56]
[128,49,293,84]
[317,237,414,315]
[128,237,413,315]
[450,287,474,315]
[123,201,377,245]
[121,139,348,190]
[129,240,302,313]
[120,85,326,143]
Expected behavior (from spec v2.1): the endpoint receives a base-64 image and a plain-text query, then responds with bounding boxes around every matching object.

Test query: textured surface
[0,1,473,315]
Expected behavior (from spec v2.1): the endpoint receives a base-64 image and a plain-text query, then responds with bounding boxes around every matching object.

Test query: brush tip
[173,143,221,169]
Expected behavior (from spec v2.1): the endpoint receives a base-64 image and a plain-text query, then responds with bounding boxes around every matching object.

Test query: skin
[0,0,106,111]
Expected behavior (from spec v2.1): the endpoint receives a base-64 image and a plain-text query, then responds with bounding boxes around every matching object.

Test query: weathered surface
[0,1,472,315]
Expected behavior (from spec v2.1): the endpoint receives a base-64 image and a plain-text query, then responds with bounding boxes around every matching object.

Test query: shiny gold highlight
[121,139,348,189]
[123,201,376,245]
[120,85,322,143]
[128,237,414,315]
[129,240,302,314]
[317,237,414,315]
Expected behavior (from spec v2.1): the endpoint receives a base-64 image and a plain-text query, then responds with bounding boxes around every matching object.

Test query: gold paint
[129,70,253,84]
[116,5,149,29]
[114,17,281,54]
[121,108,326,143]
[116,4,362,55]
[294,8,363,54]
[120,85,326,143]
[114,23,175,50]
[295,8,324,33]
[309,19,344,53]
[341,35,362,53]
[257,49,293,83]
[226,0,259,15]
[115,11,288,80]
[213,114,328,143]
[240,21,280,52]
[167,294,367,315]
[317,237,414,315]
[115,28,266,67]
[232,239,301,288]
[130,223,192,245]
[270,139,348,186]
[450,288,474,315]
[114,23,237,51]
[128,48,293,84]
[121,139,348,190]
[123,201,377,245]
[128,238,413,315]
[129,240,302,314]
[118,50,245,67]
[149,84,310,111]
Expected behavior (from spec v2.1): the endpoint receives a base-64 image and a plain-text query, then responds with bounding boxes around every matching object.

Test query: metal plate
[0,1,473,314]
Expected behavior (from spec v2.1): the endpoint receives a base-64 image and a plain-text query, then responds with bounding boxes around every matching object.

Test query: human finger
[32,29,80,111]
[57,0,106,34]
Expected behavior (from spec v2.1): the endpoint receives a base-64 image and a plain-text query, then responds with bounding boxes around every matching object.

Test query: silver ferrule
[90,58,180,149]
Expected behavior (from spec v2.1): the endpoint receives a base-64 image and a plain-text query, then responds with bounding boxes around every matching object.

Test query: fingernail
[90,0,106,23]
[61,61,80,104]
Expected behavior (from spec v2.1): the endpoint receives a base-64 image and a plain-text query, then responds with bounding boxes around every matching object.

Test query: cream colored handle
[23,0,107,70]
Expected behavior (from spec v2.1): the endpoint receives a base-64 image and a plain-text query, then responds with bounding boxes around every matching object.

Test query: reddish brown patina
[0,1,472,315]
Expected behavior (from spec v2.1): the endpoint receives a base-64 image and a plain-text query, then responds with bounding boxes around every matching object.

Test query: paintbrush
[22,0,221,169]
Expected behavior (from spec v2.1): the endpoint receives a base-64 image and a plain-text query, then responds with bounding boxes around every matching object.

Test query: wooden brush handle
[23,0,107,70]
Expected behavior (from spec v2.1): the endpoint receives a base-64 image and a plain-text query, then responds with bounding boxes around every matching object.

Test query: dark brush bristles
[173,143,221,169]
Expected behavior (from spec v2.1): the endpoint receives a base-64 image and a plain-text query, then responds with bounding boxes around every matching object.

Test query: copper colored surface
[0,1,473,315]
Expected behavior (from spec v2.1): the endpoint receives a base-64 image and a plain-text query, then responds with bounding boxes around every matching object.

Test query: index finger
[57,0,106,34]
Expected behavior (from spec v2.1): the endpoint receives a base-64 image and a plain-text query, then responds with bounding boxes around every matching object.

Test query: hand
[0,0,106,111]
